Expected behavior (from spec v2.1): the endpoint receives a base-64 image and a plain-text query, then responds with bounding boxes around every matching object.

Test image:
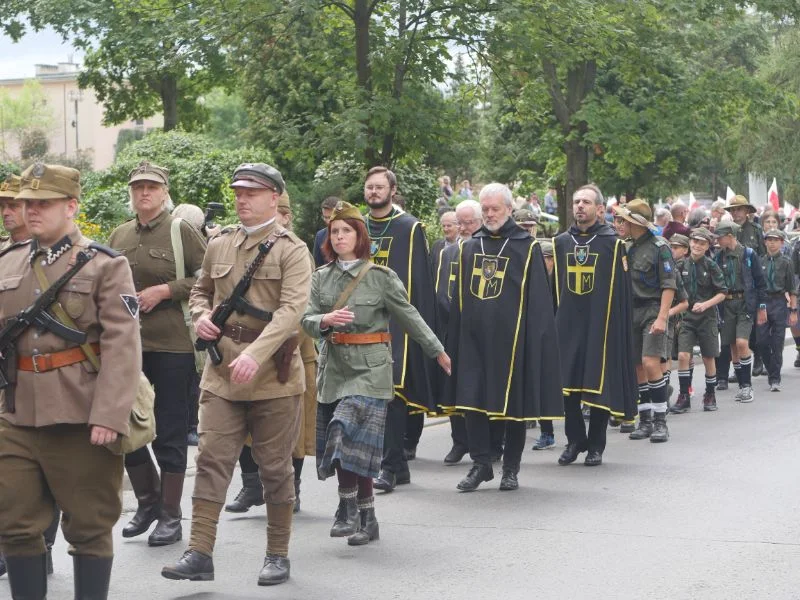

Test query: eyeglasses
[365,185,388,192]
[457,219,477,226]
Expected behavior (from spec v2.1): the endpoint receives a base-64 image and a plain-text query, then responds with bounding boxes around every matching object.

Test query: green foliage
[20,128,49,159]
[0,81,56,155]
[200,88,249,148]
[0,161,21,179]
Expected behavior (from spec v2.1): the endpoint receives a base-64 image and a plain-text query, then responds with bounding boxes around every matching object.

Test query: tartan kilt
[316,395,387,480]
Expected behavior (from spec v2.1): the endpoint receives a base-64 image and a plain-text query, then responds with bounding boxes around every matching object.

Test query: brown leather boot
[148,472,184,546]
[122,459,161,538]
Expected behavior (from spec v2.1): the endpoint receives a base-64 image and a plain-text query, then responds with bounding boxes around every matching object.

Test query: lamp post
[67,89,83,153]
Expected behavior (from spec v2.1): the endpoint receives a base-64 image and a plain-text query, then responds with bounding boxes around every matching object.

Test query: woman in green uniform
[302,202,450,547]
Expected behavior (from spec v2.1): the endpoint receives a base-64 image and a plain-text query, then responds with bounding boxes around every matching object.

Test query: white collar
[242,216,276,234]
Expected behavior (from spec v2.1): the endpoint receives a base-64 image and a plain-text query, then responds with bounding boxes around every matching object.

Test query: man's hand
[196,316,221,341]
[790,311,798,327]
[757,308,767,326]
[229,353,259,384]
[91,425,118,446]
[437,352,452,376]
[137,284,170,313]
[692,301,706,314]
[650,316,667,335]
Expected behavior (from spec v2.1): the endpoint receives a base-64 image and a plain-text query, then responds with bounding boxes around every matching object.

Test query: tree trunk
[160,73,179,132]
[353,0,376,166]
[562,137,589,230]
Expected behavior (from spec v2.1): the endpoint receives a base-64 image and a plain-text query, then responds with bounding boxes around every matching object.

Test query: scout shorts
[678,311,720,357]
[633,303,667,362]
[720,298,753,346]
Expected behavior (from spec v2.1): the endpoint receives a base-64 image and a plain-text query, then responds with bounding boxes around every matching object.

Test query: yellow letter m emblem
[566,246,598,295]
[470,254,509,300]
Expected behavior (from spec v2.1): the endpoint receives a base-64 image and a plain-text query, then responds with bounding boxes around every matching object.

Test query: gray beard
[485,216,508,233]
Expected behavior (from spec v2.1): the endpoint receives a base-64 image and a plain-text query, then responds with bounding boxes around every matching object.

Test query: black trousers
[381,398,410,475]
[451,415,504,453]
[716,345,731,381]
[187,369,201,430]
[564,394,609,453]
[464,412,525,470]
[125,351,194,473]
[756,298,789,383]
[404,412,424,451]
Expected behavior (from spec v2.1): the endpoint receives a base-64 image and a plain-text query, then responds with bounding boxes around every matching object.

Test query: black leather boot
[224,472,264,513]
[257,554,290,586]
[348,506,379,546]
[5,554,47,600]
[73,555,112,600]
[650,411,670,443]
[373,469,397,492]
[0,553,6,577]
[293,479,301,514]
[330,492,359,537]
[443,445,468,465]
[499,467,519,491]
[149,472,184,546]
[44,506,59,576]
[557,441,588,465]
[629,410,653,440]
[122,460,161,538]
[456,463,494,491]
[161,549,214,581]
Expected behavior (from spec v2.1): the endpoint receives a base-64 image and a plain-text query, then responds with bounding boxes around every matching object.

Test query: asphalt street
[27,344,800,599]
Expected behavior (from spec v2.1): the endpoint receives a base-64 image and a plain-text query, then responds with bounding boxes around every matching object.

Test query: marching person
[665,235,690,407]
[303,201,449,546]
[756,229,797,391]
[673,228,727,413]
[442,183,563,491]
[0,163,142,599]
[532,239,559,451]
[161,163,311,586]
[553,185,637,466]
[109,162,207,547]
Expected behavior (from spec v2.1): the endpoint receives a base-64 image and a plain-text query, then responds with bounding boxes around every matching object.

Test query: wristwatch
[759,303,767,310]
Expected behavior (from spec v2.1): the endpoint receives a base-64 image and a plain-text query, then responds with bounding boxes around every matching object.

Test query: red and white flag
[768,178,780,211]
[689,192,700,211]
[726,186,736,202]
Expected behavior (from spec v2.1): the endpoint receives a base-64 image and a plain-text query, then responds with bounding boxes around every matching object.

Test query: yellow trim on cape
[438,404,565,422]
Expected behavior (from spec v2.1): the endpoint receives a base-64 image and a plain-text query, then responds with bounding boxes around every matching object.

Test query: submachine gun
[0,249,96,412]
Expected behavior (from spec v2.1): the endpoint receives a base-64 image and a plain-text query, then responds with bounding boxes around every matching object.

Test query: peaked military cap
[669,233,690,248]
[17,163,81,201]
[689,227,714,243]
[513,208,538,225]
[764,228,787,241]
[714,221,740,237]
[0,174,22,200]
[230,163,285,194]
[128,161,169,186]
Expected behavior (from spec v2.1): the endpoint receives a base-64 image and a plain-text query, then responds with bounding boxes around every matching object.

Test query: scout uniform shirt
[189,220,312,401]
[627,233,677,301]
[680,254,727,310]
[0,229,142,433]
[760,251,797,298]
[302,260,444,404]
[108,209,207,352]
[737,219,766,256]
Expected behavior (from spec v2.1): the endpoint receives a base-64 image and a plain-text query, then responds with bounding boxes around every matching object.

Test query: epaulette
[368,263,393,275]
[0,239,31,259]
[751,220,763,231]
[654,237,667,248]
[314,261,334,272]
[89,242,122,258]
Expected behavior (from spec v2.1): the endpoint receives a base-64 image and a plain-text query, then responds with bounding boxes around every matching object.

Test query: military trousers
[756,297,789,384]
[0,421,123,557]
[193,391,301,506]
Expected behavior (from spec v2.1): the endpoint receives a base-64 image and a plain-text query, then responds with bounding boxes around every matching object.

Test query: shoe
[716,380,728,391]
[373,469,396,492]
[73,555,112,599]
[293,479,301,514]
[149,472,184,546]
[348,507,380,546]
[5,554,48,598]
[670,392,690,414]
[403,447,416,461]
[728,374,738,383]
[330,494,359,537]
[650,412,670,443]
[225,472,265,512]
[443,445,468,465]
[161,550,214,581]
[629,410,653,440]
[0,554,5,577]
[619,421,635,434]
[531,432,555,450]
[702,391,718,411]
[770,382,781,392]
[396,470,411,485]
[739,385,754,403]
[608,416,620,427]
[258,554,290,586]
[752,357,764,377]
[122,460,161,538]
[457,463,494,491]
[558,441,588,465]
[187,428,199,446]
[584,450,603,466]
[499,468,519,491]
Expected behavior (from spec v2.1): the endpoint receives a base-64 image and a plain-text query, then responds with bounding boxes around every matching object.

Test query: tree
[0,80,55,158]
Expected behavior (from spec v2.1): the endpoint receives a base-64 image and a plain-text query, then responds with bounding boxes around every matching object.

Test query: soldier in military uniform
[0,175,27,252]
[0,164,142,599]
[673,228,727,413]
[756,229,798,391]
[616,199,676,443]
[513,208,538,237]
[714,221,767,403]
[161,163,311,587]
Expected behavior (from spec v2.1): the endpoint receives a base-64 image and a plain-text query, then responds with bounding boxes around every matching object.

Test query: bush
[20,129,49,159]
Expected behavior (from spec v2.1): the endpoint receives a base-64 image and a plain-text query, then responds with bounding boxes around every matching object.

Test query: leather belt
[329,332,391,345]
[725,292,744,300]
[223,323,264,344]
[18,343,101,373]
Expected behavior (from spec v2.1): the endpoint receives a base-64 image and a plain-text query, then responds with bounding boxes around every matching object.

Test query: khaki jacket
[190,220,312,401]
[0,227,142,434]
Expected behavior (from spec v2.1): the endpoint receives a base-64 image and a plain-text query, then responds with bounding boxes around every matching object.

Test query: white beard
[485,216,508,233]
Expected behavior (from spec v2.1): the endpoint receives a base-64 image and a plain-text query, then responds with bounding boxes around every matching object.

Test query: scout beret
[513,208,538,225]
[689,227,714,243]
[764,228,787,241]
[714,221,740,237]
[17,163,80,201]
[539,240,554,256]
[669,234,690,248]
[0,174,22,199]
[725,194,756,213]
[615,199,653,229]
[278,191,291,211]
[330,200,364,223]
[128,161,169,186]
[230,163,285,194]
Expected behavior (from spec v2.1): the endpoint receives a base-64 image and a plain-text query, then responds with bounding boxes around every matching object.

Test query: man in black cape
[553,184,638,467]
[442,183,563,492]
[364,166,437,492]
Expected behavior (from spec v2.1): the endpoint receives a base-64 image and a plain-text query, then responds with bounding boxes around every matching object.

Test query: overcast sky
[0,28,83,79]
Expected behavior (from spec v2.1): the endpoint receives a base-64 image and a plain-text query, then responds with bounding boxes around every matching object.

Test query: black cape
[367,210,437,413]
[442,219,564,420]
[553,221,638,419]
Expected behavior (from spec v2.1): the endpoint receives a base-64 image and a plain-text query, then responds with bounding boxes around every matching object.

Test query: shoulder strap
[333,262,374,310]
[170,217,191,326]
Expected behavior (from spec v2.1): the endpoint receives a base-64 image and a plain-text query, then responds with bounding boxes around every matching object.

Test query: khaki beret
[17,163,80,201]
[0,174,22,199]
[725,194,756,213]
[230,163,285,194]
[330,200,364,223]
[689,227,714,243]
[669,234,690,248]
[764,228,787,241]
[128,161,169,186]
[714,221,740,237]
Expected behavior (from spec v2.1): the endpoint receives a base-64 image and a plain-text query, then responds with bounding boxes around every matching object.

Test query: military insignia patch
[575,245,590,265]
[121,294,140,319]
[369,236,393,267]
[470,254,509,300]
[663,261,672,273]
[31,163,46,178]
[566,249,599,295]
[482,258,498,279]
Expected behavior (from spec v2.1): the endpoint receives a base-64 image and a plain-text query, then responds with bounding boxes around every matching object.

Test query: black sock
[638,382,651,406]
[293,457,304,480]
[649,378,667,413]
[733,362,742,386]
[678,370,691,394]
[740,355,752,386]
[705,375,717,394]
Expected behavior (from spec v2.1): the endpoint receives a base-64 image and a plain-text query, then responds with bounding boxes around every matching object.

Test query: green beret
[764,228,787,241]
[330,200,364,223]
[689,227,714,243]
[669,234,690,248]
[714,221,740,237]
